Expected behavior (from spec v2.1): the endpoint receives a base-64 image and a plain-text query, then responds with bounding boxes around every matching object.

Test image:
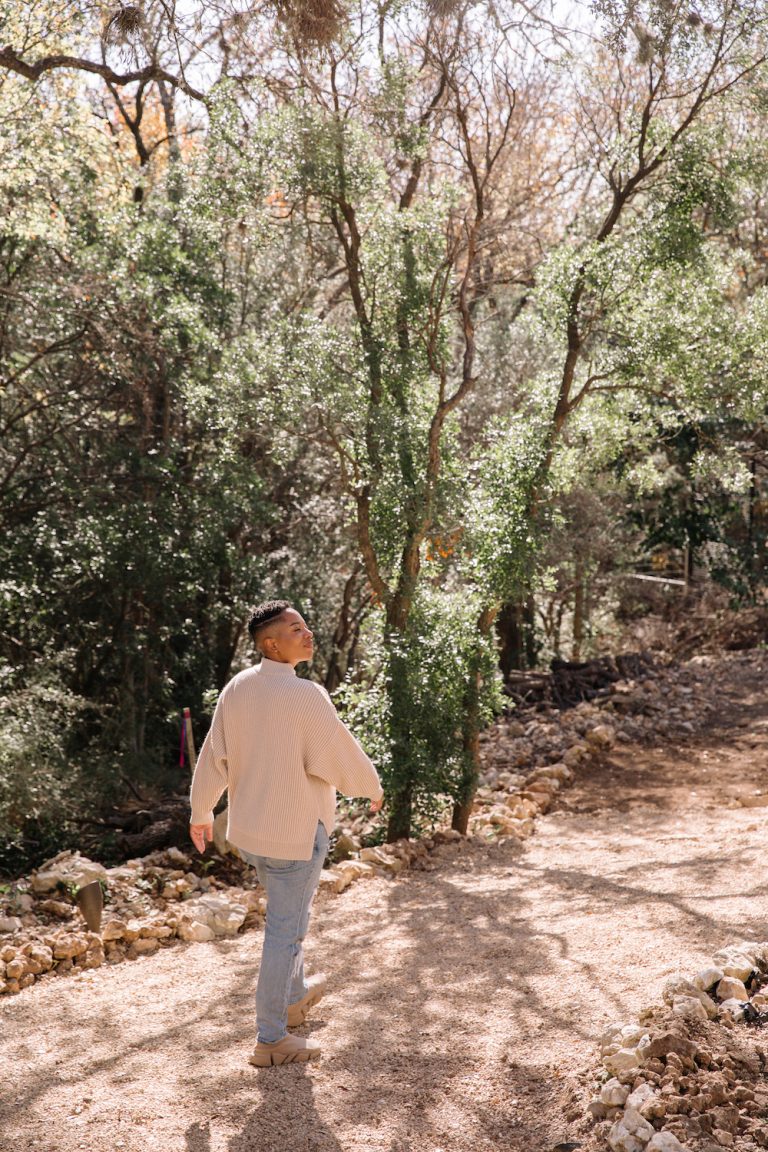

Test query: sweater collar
[258,657,297,676]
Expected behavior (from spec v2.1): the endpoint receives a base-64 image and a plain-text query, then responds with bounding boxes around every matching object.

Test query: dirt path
[2,654,767,1152]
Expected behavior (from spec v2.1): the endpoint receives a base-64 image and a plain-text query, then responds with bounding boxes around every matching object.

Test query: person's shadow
[185,1063,345,1152]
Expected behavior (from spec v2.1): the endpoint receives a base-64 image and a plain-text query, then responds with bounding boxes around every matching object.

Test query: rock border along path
[1,649,767,1152]
[0,649,717,995]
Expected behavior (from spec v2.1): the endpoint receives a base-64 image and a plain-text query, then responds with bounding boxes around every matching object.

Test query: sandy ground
[1,653,767,1152]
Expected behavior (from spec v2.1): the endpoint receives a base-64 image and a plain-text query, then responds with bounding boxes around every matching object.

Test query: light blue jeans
[241,821,329,1044]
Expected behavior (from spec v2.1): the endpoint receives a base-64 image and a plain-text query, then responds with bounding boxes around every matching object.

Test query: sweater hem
[227,823,321,862]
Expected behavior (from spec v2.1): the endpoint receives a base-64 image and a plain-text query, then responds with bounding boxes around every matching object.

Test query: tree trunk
[572,560,585,662]
[497,597,536,677]
[451,663,481,836]
[452,606,496,835]
[385,645,413,842]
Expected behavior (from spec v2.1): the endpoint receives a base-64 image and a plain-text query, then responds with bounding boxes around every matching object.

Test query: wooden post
[183,707,197,773]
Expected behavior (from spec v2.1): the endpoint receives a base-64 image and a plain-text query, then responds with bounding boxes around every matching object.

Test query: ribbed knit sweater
[189,658,383,861]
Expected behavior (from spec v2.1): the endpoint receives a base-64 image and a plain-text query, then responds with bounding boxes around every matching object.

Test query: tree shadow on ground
[185,1065,346,1152]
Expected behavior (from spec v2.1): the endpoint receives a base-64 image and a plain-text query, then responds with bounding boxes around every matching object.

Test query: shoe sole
[287,987,325,1028]
[248,1048,321,1067]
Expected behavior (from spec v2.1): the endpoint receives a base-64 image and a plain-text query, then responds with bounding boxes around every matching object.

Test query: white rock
[0,917,22,934]
[647,1133,690,1152]
[662,976,717,1017]
[626,1082,658,1119]
[608,1106,654,1152]
[600,1022,648,1055]
[626,1083,657,1112]
[529,762,574,784]
[623,1106,655,1139]
[673,995,708,1022]
[601,1078,631,1107]
[177,920,215,943]
[716,976,749,1001]
[181,894,246,937]
[693,967,724,992]
[718,997,745,1022]
[604,1048,643,1077]
[711,949,754,982]
[32,853,108,894]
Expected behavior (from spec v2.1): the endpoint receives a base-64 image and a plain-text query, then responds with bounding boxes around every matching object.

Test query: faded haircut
[247,599,291,647]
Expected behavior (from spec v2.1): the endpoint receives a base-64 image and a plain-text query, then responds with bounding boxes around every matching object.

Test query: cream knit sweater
[189,658,383,861]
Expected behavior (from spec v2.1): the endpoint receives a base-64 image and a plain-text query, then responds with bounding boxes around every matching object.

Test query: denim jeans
[241,820,329,1044]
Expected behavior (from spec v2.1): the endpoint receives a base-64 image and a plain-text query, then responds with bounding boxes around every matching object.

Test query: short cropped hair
[247,599,291,644]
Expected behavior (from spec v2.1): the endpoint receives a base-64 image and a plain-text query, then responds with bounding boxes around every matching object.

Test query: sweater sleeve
[304,686,384,801]
[189,696,229,825]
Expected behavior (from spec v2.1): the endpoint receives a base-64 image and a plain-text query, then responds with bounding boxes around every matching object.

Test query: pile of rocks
[478,655,724,788]
[0,832,447,995]
[470,652,735,843]
[589,940,768,1152]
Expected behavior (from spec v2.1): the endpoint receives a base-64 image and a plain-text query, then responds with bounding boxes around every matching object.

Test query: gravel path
[2,655,766,1152]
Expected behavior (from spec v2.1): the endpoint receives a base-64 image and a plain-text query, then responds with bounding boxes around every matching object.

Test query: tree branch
[0,45,206,102]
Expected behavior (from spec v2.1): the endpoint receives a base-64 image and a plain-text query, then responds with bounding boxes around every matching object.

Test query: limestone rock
[359,846,389,865]
[130,938,159,955]
[716,976,748,1002]
[646,1033,699,1062]
[529,762,574,784]
[663,976,716,1014]
[52,934,88,960]
[5,958,24,980]
[563,743,589,767]
[717,998,745,1022]
[25,944,53,971]
[180,894,246,936]
[139,923,173,940]
[605,1048,645,1077]
[101,919,127,941]
[601,1023,650,1056]
[319,868,346,894]
[601,1079,631,1108]
[608,1105,655,1152]
[177,920,215,943]
[627,1083,658,1114]
[673,996,708,1023]
[647,1133,690,1152]
[694,967,724,992]
[31,852,107,894]
[0,916,22,934]
[587,724,616,750]
[711,949,754,983]
[212,808,231,855]
[37,899,73,919]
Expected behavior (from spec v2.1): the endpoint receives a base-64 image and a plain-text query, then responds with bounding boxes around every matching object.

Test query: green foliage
[0,658,90,873]
[339,591,502,832]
